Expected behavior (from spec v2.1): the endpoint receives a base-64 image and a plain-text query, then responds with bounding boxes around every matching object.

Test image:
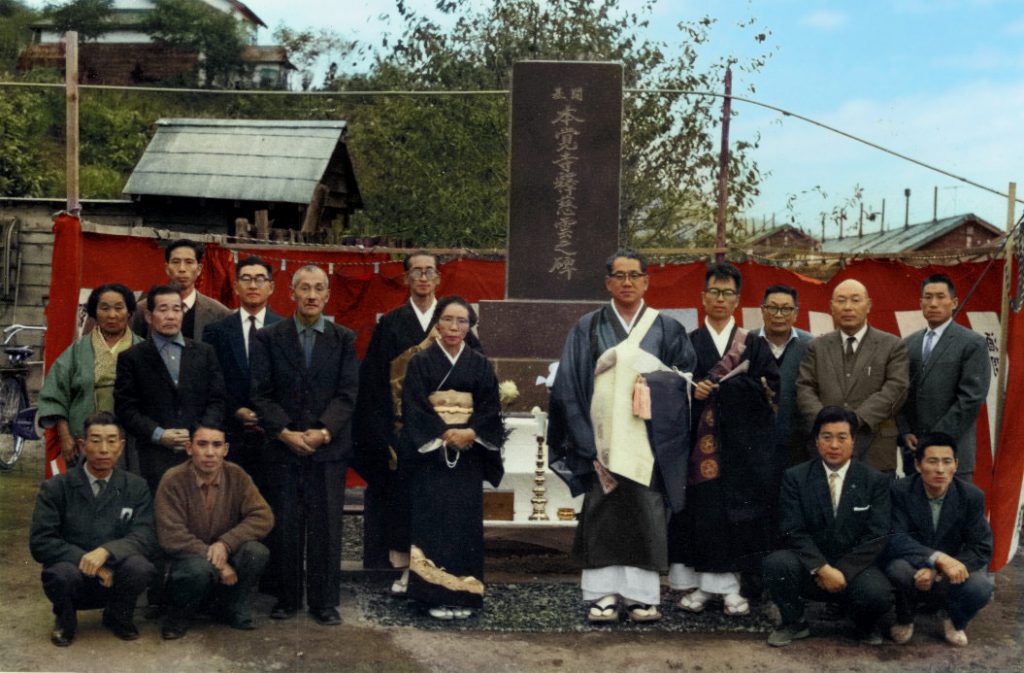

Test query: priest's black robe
[399,342,504,608]
[669,325,781,575]
[354,301,482,564]
[547,304,695,571]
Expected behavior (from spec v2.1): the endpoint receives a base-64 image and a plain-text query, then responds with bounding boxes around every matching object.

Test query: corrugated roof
[123,119,348,204]
[819,213,999,254]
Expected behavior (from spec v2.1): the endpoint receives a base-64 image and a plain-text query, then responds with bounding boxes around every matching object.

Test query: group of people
[548,249,994,647]
[27,239,995,650]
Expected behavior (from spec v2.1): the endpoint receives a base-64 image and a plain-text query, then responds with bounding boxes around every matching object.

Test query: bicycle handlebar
[3,324,47,345]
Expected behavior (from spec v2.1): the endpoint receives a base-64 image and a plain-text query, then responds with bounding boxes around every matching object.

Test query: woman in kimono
[399,296,504,620]
[37,283,141,469]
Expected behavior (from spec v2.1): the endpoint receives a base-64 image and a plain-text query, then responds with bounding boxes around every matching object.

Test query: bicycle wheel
[0,434,22,470]
[0,376,24,427]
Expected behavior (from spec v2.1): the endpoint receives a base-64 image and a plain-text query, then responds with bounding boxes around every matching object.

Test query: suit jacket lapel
[310,323,334,372]
[228,315,249,375]
[835,463,862,524]
[826,332,850,397]
[278,320,306,372]
[811,462,836,524]
[142,340,176,389]
[920,325,956,383]
[909,478,937,546]
[933,479,961,545]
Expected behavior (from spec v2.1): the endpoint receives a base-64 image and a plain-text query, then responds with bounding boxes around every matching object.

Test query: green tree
[42,0,114,42]
[0,0,38,75]
[0,88,61,196]
[144,0,247,87]
[273,24,357,91]
[330,0,772,249]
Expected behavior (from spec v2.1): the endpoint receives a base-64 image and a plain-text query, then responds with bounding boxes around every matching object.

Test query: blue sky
[29,0,1022,237]
[243,0,1021,238]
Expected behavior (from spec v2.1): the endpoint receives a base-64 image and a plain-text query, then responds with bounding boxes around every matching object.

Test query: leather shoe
[50,610,76,647]
[309,607,341,626]
[161,617,189,640]
[270,602,297,620]
[102,612,139,641]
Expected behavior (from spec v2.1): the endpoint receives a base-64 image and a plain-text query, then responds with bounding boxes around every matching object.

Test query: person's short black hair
[165,239,204,263]
[236,256,273,279]
[762,284,798,306]
[915,432,958,463]
[605,248,647,275]
[85,283,136,319]
[704,262,742,292]
[82,411,123,439]
[146,284,181,313]
[431,295,478,329]
[190,423,227,438]
[404,250,438,271]
[811,405,858,439]
[920,273,956,298]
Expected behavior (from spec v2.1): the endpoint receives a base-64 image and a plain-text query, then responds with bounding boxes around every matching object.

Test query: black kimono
[669,325,780,575]
[399,342,504,609]
[354,301,482,563]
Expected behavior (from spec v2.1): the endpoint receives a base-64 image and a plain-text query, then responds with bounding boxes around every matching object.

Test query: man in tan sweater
[155,424,274,638]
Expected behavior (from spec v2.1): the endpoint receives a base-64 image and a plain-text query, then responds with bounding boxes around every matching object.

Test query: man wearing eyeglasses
[354,252,482,575]
[756,285,814,467]
[796,278,909,473]
[155,425,274,639]
[669,263,779,617]
[203,257,284,482]
[548,249,695,623]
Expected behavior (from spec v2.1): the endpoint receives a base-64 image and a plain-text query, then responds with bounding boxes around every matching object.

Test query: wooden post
[714,66,732,263]
[995,181,1016,457]
[65,31,80,214]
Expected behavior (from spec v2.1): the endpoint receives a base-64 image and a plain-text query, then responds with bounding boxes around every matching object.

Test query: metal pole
[65,31,80,214]
[995,181,1016,458]
[714,66,732,263]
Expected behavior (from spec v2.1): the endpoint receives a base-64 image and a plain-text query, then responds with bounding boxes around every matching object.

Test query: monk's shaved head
[830,278,872,335]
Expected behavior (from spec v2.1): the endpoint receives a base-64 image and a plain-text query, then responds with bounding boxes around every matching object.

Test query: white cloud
[800,10,848,31]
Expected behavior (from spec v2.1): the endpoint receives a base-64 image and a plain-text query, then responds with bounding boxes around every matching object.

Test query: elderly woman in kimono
[38,283,141,469]
[398,296,504,620]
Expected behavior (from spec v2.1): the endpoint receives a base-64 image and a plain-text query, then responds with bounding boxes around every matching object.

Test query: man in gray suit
[897,274,991,479]
[131,239,231,342]
[796,278,909,473]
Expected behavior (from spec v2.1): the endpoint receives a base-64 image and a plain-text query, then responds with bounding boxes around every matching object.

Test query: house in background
[746,223,819,252]
[819,213,1002,255]
[122,118,363,240]
[18,0,293,89]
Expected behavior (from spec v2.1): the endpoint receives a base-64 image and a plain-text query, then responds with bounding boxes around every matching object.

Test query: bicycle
[0,324,46,470]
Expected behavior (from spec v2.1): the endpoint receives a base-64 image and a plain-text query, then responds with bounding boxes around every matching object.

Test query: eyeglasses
[761,305,796,316]
[438,316,470,328]
[608,271,647,282]
[408,268,439,280]
[238,274,271,287]
[704,288,738,299]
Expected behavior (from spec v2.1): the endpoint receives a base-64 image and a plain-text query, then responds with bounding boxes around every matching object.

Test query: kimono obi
[428,390,473,425]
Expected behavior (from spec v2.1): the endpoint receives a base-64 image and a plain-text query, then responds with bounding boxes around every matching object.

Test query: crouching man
[762,406,893,646]
[886,433,994,647]
[29,412,157,646]
[155,425,274,639]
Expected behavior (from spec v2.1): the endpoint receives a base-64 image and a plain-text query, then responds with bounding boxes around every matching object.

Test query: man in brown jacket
[155,425,274,638]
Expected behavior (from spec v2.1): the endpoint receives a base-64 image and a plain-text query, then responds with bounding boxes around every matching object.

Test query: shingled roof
[819,213,1001,254]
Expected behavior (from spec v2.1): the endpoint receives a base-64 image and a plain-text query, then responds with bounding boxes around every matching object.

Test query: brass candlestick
[529,434,550,521]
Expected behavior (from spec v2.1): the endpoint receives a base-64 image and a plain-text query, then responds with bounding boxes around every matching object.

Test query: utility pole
[65,31,80,214]
[714,66,732,263]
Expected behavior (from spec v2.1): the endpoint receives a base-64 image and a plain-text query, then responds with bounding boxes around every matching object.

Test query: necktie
[923,330,936,362]
[247,315,258,360]
[828,471,839,512]
[845,336,856,361]
[95,479,107,497]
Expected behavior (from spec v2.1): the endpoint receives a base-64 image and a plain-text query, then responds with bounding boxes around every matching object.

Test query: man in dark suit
[203,256,283,481]
[250,264,358,626]
[756,284,814,467]
[115,284,227,493]
[886,433,993,647]
[29,412,157,646]
[131,239,231,342]
[763,406,893,646]
[796,278,909,473]
[898,274,991,479]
